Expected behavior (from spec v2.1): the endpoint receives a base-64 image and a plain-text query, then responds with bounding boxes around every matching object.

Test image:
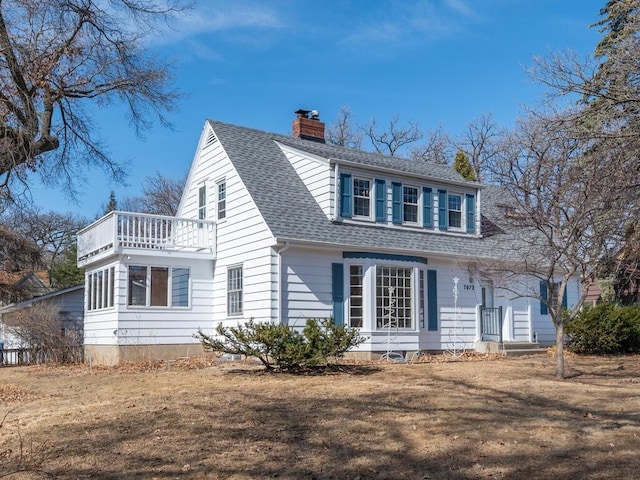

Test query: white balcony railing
[77,211,215,264]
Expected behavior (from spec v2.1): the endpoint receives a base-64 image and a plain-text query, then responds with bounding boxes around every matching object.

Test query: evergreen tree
[50,239,84,289]
[105,191,117,214]
[452,150,477,181]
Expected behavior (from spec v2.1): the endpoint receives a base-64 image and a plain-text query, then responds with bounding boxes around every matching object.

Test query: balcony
[77,211,216,267]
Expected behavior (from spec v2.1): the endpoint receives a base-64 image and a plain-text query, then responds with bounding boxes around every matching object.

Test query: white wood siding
[184,127,277,328]
[440,307,477,351]
[281,248,338,327]
[277,143,333,219]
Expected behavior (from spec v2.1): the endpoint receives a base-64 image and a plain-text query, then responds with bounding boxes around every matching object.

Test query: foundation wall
[85,344,208,366]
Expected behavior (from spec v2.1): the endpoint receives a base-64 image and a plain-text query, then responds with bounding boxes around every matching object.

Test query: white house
[77,110,579,365]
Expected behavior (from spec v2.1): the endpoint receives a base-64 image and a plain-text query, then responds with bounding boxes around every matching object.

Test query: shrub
[195,318,365,370]
[3,303,83,364]
[566,303,640,354]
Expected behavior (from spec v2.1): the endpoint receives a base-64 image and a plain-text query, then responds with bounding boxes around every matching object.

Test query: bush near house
[566,303,640,354]
[3,303,83,364]
[196,318,365,371]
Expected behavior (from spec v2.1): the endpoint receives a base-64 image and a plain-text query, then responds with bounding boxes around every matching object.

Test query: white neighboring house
[77,110,580,365]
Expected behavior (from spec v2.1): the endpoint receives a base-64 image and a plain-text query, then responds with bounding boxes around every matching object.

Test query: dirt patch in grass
[1,354,639,479]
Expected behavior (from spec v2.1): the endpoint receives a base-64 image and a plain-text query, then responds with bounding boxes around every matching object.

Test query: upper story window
[217,180,226,220]
[448,194,462,229]
[198,184,206,220]
[353,178,371,218]
[438,189,476,233]
[339,171,476,234]
[403,186,419,223]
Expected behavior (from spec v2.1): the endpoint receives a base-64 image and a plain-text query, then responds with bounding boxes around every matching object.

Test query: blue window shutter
[332,263,344,326]
[375,179,386,222]
[438,189,447,230]
[339,173,352,218]
[423,187,433,228]
[540,281,548,315]
[466,194,476,233]
[427,269,438,331]
[392,182,402,224]
[562,284,568,310]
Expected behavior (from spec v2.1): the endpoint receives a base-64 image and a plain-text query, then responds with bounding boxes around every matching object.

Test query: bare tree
[326,106,363,149]
[362,115,424,157]
[452,113,504,182]
[409,125,452,165]
[0,0,186,198]
[121,171,186,216]
[484,110,638,378]
[1,208,86,266]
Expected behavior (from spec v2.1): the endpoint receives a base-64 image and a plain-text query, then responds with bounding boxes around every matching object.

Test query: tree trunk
[555,320,565,378]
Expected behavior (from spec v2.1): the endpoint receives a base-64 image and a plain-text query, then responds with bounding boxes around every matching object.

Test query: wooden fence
[0,346,83,367]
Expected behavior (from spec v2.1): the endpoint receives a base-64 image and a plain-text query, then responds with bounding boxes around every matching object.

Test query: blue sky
[30,0,603,219]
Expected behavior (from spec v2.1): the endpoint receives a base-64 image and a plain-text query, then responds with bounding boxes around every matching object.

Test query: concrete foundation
[84,344,207,366]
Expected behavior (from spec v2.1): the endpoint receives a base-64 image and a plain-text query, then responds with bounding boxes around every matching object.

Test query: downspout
[275,241,291,325]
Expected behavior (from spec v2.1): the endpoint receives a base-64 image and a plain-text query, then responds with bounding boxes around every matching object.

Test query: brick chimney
[292,109,325,143]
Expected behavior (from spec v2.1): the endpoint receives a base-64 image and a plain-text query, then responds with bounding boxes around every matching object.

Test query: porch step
[476,341,548,356]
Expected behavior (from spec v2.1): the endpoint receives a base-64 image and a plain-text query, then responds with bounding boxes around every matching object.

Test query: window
[419,269,425,328]
[403,186,419,223]
[227,265,243,315]
[217,180,226,220]
[376,266,413,329]
[128,266,148,306]
[349,265,363,327]
[198,184,206,220]
[353,178,371,218]
[87,266,115,311]
[172,268,190,307]
[127,266,190,308]
[448,194,462,229]
[150,267,169,306]
[540,280,568,314]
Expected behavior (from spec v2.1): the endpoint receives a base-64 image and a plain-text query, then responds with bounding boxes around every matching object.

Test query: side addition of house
[77,110,581,365]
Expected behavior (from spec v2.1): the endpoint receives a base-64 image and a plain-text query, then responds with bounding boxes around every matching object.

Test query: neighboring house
[77,110,581,366]
[0,266,52,306]
[0,284,84,349]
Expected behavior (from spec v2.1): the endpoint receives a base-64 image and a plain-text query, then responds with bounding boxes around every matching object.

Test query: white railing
[78,211,215,262]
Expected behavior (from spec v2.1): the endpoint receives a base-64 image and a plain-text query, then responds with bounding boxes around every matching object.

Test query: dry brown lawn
[1,354,639,480]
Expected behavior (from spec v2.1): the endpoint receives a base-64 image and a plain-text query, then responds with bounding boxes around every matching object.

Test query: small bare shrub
[3,303,82,364]
[0,410,53,478]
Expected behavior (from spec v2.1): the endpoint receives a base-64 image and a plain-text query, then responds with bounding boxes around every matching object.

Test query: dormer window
[448,194,462,229]
[403,186,419,223]
[353,178,371,218]
[340,173,384,221]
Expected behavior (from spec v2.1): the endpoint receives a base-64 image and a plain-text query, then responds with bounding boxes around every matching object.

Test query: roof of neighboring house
[0,284,84,315]
[207,119,530,262]
[0,270,52,303]
[0,269,49,286]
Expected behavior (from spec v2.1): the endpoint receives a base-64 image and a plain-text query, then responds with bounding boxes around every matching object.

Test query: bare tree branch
[362,115,424,157]
[0,0,187,199]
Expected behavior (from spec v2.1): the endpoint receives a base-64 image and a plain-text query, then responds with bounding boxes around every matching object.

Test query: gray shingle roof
[208,119,520,261]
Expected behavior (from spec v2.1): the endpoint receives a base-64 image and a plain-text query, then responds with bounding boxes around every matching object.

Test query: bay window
[376,266,413,329]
